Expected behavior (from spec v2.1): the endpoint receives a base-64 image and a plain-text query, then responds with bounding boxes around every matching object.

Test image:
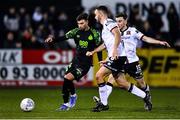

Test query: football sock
[98,82,108,106]
[68,80,76,95]
[62,78,70,103]
[128,83,146,99]
[106,82,113,98]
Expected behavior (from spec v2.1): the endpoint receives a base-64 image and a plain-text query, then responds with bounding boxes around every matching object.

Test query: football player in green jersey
[45,13,101,111]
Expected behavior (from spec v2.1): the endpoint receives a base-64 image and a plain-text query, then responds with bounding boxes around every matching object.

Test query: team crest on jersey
[88,35,93,40]
[127,31,131,35]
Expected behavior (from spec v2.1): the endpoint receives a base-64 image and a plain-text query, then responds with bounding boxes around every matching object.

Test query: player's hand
[45,35,54,43]
[112,49,119,60]
[159,41,171,47]
[86,51,93,56]
[99,60,107,66]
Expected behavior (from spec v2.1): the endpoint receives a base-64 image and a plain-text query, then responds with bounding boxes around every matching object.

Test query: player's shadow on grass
[152,106,178,112]
[109,106,145,112]
[109,105,178,112]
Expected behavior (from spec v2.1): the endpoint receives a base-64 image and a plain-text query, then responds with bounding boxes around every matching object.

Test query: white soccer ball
[20,98,35,112]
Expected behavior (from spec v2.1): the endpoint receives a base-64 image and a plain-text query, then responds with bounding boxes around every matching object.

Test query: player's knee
[64,73,74,80]
[95,72,103,81]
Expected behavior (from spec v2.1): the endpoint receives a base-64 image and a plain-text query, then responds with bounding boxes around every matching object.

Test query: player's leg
[106,74,114,98]
[136,77,150,92]
[116,72,152,111]
[126,62,152,110]
[59,72,75,111]
[93,74,115,105]
[96,66,111,106]
[116,73,146,98]
[58,62,77,111]
[109,56,146,99]
[94,74,147,102]
[64,73,77,108]
[93,74,114,104]
[92,66,111,112]
[136,77,151,110]
[125,62,150,92]
[68,64,91,108]
[92,56,126,112]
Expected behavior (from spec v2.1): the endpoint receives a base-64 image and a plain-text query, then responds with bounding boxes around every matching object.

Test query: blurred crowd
[0,4,179,49]
[0,6,73,49]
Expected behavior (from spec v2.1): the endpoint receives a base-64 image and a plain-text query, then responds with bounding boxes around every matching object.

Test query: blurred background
[0,0,180,88]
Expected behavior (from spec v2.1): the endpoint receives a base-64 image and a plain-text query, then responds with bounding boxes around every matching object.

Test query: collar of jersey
[120,26,129,32]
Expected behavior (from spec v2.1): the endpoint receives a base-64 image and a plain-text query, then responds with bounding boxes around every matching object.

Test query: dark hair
[115,12,128,20]
[96,5,109,15]
[76,13,89,21]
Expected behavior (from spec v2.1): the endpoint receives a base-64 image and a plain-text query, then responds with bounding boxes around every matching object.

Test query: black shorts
[103,56,127,75]
[65,58,91,81]
[124,61,143,79]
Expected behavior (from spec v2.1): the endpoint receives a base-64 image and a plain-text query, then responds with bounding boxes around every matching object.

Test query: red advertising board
[0,49,94,87]
[23,50,75,64]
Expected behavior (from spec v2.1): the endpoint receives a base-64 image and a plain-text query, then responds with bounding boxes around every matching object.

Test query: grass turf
[0,87,180,119]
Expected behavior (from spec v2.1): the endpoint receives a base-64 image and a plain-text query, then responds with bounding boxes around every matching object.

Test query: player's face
[77,20,88,30]
[94,9,101,22]
[116,17,127,30]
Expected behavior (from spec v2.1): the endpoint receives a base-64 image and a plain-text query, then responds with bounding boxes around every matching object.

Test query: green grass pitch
[0,87,180,119]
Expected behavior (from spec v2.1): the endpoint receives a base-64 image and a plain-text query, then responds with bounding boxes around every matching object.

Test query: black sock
[128,83,134,92]
[106,82,113,87]
[62,78,70,103]
[68,80,75,95]
[98,82,106,87]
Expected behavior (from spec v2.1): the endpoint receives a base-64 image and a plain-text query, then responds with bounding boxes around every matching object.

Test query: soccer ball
[20,98,35,112]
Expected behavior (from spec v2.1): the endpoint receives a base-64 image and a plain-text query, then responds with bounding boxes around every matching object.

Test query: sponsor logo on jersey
[88,35,93,40]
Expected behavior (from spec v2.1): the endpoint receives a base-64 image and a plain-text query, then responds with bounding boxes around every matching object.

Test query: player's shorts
[103,56,127,76]
[65,58,91,81]
[124,61,143,79]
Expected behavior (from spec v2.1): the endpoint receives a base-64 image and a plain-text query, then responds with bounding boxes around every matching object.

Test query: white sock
[99,85,108,105]
[130,85,146,99]
[106,85,113,98]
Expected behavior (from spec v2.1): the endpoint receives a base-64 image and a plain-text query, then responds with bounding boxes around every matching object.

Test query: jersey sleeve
[106,19,118,32]
[133,28,144,40]
[65,28,79,39]
[91,29,101,46]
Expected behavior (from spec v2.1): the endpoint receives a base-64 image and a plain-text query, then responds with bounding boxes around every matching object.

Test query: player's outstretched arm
[45,34,68,43]
[142,36,171,47]
[86,43,106,56]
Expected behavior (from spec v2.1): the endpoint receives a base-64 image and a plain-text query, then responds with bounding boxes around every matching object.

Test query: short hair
[96,5,110,15]
[115,12,128,20]
[76,13,89,21]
